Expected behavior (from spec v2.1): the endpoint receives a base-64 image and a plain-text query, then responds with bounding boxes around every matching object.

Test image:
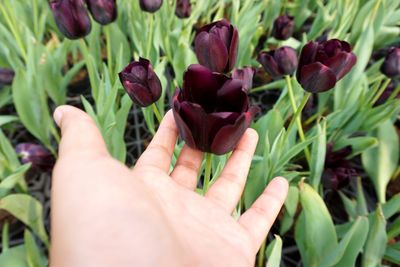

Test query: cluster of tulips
[2,0,400,171]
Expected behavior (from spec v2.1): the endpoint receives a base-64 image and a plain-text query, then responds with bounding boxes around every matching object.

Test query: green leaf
[296,182,338,266]
[0,194,48,245]
[24,230,46,267]
[362,205,387,267]
[0,164,30,198]
[310,120,326,189]
[362,120,399,202]
[334,136,378,158]
[266,235,283,267]
[0,115,18,127]
[0,245,28,267]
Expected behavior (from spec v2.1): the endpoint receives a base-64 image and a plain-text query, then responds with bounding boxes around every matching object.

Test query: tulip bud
[232,67,254,92]
[173,64,259,155]
[296,39,357,93]
[50,0,92,39]
[119,58,162,107]
[86,0,117,25]
[380,47,400,78]
[139,0,163,13]
[257,46,298,79]
[16,143,55,172]
[175,0,191,18]
[0,68,15,88]
[194,19,239,73]
[272,15,294,40]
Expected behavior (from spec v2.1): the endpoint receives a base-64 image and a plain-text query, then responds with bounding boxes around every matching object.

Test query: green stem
[203,153,212,194]
[284,92,312,144]
[2,221,9,252]
[257,239,266,267]
[105,26,113,77]
[146,14,154,59]
[388,83,400,102]
[285,75,311,166]
[370,78,391,106]
[151,103,162,124]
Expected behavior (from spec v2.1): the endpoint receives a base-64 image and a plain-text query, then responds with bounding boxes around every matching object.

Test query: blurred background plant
[0,0,399,266]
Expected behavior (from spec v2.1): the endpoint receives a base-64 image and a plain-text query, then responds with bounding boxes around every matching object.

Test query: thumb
[53,105,109,159]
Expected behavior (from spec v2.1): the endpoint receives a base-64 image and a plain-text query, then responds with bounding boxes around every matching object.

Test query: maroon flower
[322,144,357,190]
[257,46,298,79]
[49,0,92,39]
[0,68,14,88]
[232,67,254,92]
[86,0,117,25]
[194,19,239,73]
[16,143,55,172]
[296,39,357,93]
[272,15,294,40]
[175,0,191,18]
[139,0,163,13]
[119,58,162,107]
[380,47,400,78]
[173,64,259,155]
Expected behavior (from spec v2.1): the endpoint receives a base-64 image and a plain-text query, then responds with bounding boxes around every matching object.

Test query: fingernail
[53,107,63,126]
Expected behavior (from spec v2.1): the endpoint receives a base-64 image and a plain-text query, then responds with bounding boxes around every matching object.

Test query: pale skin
[50,105,288,267]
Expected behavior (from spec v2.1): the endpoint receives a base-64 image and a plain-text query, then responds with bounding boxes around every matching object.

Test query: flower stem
[151,103,162,124]
[257,239,266,267]
[105,25,113,76]
[203,153,213,194]
[285,75,311,166]
[2,221,9,252]
[146,14,154,59]
[370,78,391,106]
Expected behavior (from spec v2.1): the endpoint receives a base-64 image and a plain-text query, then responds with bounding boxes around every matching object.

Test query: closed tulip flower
[173,64,259,155]
[232,67,254,92]
[194,19,239,73]
[0,68,15,88]
[175,0,191,18]
[380,47,400,78]
[119,58,162,107]
[272,15,294,40]
[50,0,92,39]
[296,39,357,93]
[16,143,55,172]
[257,46,298,79]
[139,0,163,13]
[86,0,117,25]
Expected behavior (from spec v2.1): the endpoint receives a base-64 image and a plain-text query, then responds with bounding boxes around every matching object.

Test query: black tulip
[257,46,298,79]
[380,47,400,78]
[175,0,191,18]
[86,0,117,25]
[139,0,163,13]
[272,15,294,40]
[0,68,15,88]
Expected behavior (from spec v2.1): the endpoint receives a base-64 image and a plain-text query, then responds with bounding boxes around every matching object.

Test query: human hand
[50,105,288,267]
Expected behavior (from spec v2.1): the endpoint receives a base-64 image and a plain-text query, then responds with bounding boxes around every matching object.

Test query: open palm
[50,105,288,267]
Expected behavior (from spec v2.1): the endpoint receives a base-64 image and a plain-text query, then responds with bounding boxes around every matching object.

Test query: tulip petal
[228,26,239,71]
[216,79,248,112]
[210,106,259,155]
[323,51,357,80]
[297,41,319,80]
[299,62,337,93]
[208,32,229,72]
[182,64,228,111]
[194,32,212,70]
[232,67,254,92]
[173,93,196,149]
[124,82,154,107]
[257,52,282,78]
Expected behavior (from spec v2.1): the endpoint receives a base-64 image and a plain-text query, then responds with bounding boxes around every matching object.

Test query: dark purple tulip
[257,46,298,79]
[16,143,55,172]
[49,0,92,39]
[0,68,15,88]
[272,15,294,40]
[86,0,117,25]
[322,144,356,190]
[173,64,259,155]
[139,0,163,13]
[119,58,162,107]
[175,0,191,18]
[296,39,357,93]
[232,67,254,92]
[375,81,400,106]
[194,19,239,73]
[380,47,400,78]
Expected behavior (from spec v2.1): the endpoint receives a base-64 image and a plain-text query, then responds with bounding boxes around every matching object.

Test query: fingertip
[270,176,289,194]
[245,128,259,142]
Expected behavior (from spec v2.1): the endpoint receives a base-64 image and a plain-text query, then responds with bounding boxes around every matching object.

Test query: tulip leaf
[296,182,337,267]
[0,164,30,198]
[0,245,28,267]
[320,216,369,267]
[310,120,326,189]
[384,242,400,265]
[0,115,18,127]
[362,205,387,267]
[266,235,283,267]
[0,194,48,246]
[334,136,378,158]
[24,230,46,267]
[362,120,399,203]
